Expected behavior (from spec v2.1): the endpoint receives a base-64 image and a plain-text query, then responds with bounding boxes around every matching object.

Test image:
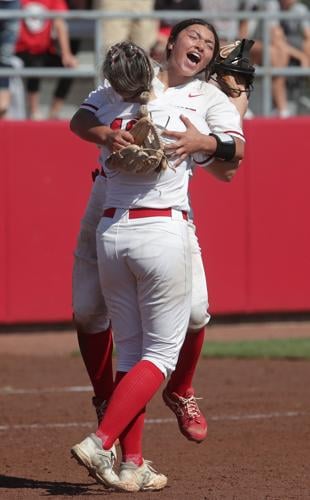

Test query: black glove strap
[209,133,236,161]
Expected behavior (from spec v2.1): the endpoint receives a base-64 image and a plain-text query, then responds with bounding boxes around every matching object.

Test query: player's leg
[72,223,165,490]
[163,220,210,442]
[72,213,191,491]
[98,215,190,489]
[109,374,163,491]
[167,221,210,394]
[72,175,114,419]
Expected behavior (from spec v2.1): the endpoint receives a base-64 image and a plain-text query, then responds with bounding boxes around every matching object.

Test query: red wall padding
[0,118,309,323]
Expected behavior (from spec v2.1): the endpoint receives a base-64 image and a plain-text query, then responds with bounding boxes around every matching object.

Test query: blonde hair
[102,42,154,102]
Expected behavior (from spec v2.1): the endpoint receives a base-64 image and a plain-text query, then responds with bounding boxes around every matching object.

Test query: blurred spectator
[6,55,26,119]
[49,0,90,119]
[200,0,248,43]
[94,0,158,54]
[0,0,20,118]
[151,0,201,63]
[267,0,310,114]
[241,0,296,117]
[155,0,201,35]
[15,0,78,120]
[275,0,310,65]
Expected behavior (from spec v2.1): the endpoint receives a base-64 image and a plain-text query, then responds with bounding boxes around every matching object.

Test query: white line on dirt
[0,385,307,431]
[0,385,93,394]
[0,411,307,432]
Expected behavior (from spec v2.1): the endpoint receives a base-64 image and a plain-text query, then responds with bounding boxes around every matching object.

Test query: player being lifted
[70,20,252,492]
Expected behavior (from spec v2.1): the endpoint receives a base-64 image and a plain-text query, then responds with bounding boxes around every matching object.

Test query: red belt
[103,207,188,220]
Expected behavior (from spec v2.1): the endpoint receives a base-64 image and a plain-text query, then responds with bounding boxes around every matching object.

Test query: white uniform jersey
[81,75,244,211]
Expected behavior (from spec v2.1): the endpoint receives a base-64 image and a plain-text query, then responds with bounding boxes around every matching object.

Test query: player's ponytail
[102,42,154,102]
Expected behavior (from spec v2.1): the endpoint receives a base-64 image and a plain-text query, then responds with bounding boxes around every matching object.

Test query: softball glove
[213,39,255,98]
[106,116,168,175]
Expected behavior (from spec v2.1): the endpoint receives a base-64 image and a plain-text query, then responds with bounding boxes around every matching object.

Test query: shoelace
[121,460,159,474]
[179,395,202,420]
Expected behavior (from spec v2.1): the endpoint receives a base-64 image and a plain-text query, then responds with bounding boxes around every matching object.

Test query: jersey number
[110,118,137,131]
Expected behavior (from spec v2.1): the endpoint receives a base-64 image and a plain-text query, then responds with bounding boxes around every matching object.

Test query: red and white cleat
[162,387,207,443]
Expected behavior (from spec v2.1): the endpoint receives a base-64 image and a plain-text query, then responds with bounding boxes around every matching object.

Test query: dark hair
[102,41,154,102]
[166,18,220,81]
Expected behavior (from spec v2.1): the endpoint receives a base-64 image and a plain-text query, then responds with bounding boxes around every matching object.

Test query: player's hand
[162,115,208,167]
[229,91,249,118]
[105,129,135,152]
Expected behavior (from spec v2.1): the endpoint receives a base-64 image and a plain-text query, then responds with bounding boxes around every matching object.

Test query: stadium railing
[0,8,310,116]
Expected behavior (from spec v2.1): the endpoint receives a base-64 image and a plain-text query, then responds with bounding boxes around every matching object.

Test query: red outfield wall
[0,118,309,323]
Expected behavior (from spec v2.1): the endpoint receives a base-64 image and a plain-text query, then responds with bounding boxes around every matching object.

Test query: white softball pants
[96,209,192,377]
[72,177,210,335]
[187,220,211,331]
[72,176,110,334]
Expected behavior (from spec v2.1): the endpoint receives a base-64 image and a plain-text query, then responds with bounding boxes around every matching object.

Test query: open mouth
[187,51,201,64]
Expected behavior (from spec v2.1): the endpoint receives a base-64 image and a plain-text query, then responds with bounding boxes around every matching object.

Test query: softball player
[71,23,245,492]
[72,68,246,430]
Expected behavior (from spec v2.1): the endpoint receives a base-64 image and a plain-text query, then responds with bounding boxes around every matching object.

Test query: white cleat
[71,433,120,489]
[119,459,168,492]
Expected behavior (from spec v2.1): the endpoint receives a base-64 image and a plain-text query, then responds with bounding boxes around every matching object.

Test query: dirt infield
[1,320,310,356]
[0,323,309,499]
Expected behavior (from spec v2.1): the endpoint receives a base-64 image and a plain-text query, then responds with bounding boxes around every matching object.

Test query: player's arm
[163,113,244,182]
[204,88,247,182]
[202,139,245,181]
[202,158,240,182]
[70,108,134,151]
[70,108,113,145]
[198,148,242,183]
[203,89,248,181]
[163,116,244,161]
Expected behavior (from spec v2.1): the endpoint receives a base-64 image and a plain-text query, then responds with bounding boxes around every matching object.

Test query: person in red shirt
[15,0,77,119]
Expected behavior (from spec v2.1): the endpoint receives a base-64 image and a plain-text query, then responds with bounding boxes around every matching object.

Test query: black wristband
[209,133,236,161]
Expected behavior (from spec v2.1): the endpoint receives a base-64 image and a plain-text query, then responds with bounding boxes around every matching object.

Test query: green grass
[72,337,310,360]
[202,337,310,359]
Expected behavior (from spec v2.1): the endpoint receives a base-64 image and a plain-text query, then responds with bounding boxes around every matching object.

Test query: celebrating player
[70,20,247,492]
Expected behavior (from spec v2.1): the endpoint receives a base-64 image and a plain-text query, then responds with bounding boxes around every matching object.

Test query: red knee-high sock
[77,326,114,401]
[166,327,205,396]
[119,409,145,466]
[96,360,164,450]
[115,372,145,466]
